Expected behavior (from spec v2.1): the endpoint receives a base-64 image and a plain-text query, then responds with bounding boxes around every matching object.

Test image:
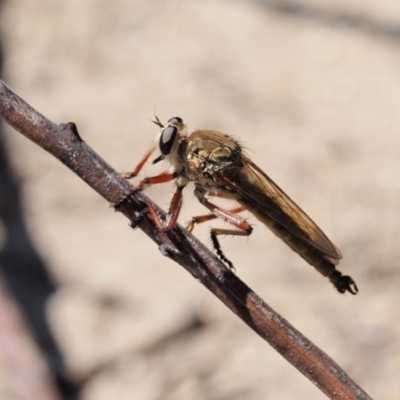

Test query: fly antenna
[150,112,164,128]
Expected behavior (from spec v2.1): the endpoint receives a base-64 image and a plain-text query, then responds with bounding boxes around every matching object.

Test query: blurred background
[0,1,400,399]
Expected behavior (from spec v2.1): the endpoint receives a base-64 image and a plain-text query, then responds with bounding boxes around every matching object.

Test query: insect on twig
[123,117,358,295]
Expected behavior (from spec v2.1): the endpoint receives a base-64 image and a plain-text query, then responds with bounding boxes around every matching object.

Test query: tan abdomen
[238,199,338,278]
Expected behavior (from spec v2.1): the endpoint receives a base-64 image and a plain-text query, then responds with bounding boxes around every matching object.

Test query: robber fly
[123,117,358,295]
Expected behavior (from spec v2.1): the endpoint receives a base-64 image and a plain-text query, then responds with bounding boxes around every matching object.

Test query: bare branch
[0,79,372,400]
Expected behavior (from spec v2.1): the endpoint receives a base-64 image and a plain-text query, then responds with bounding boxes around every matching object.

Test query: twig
[0,79,372,400]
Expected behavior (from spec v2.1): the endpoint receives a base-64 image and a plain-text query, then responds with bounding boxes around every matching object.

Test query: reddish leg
[139,172,177,189]
[123,145,186,232]
[195,197,252,269]
[165,185,185,229]
[187,206,245,233]
[200,199,252,234]
[147,185,186,231]
[131,171,183,230]
[204,200,252,269]
[113,144,158,209]
[122,144,157,179]
[147,205,165,232]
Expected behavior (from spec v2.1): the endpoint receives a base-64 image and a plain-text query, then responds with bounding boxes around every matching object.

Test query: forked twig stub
[0,79,372,400]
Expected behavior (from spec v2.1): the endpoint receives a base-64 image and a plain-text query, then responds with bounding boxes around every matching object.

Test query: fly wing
[215,155,342,260]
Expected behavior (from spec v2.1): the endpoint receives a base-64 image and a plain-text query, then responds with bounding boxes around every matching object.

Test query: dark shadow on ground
[0,25,80,400]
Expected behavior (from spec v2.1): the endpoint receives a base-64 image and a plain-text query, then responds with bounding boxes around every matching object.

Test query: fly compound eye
[159,126,178,155]
[167,117,183,125]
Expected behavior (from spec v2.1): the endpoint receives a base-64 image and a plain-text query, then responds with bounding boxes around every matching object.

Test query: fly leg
[139,172,177,189]
[199,198,252,234]
[186,206,245,233]
[129,171,185,231]
[194,188,252,269]
[113,144,159,209]
[210,228,250,270]
[201,200,252,270]
[121,138,184,230]
[147,184,186,231]
[122,143,157,179]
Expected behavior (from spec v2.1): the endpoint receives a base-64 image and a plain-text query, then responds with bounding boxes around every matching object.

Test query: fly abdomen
[267,218,337,277]
[238,199,350,289]
[241,199,357,293]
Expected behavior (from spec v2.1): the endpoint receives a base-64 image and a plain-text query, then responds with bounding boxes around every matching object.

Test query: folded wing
[215,155,342,260]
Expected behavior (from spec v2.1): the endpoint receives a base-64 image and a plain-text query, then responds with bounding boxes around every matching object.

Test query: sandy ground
[1,1,400,399]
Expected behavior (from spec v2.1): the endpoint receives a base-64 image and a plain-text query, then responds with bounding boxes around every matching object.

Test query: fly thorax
[209,145,233,162]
